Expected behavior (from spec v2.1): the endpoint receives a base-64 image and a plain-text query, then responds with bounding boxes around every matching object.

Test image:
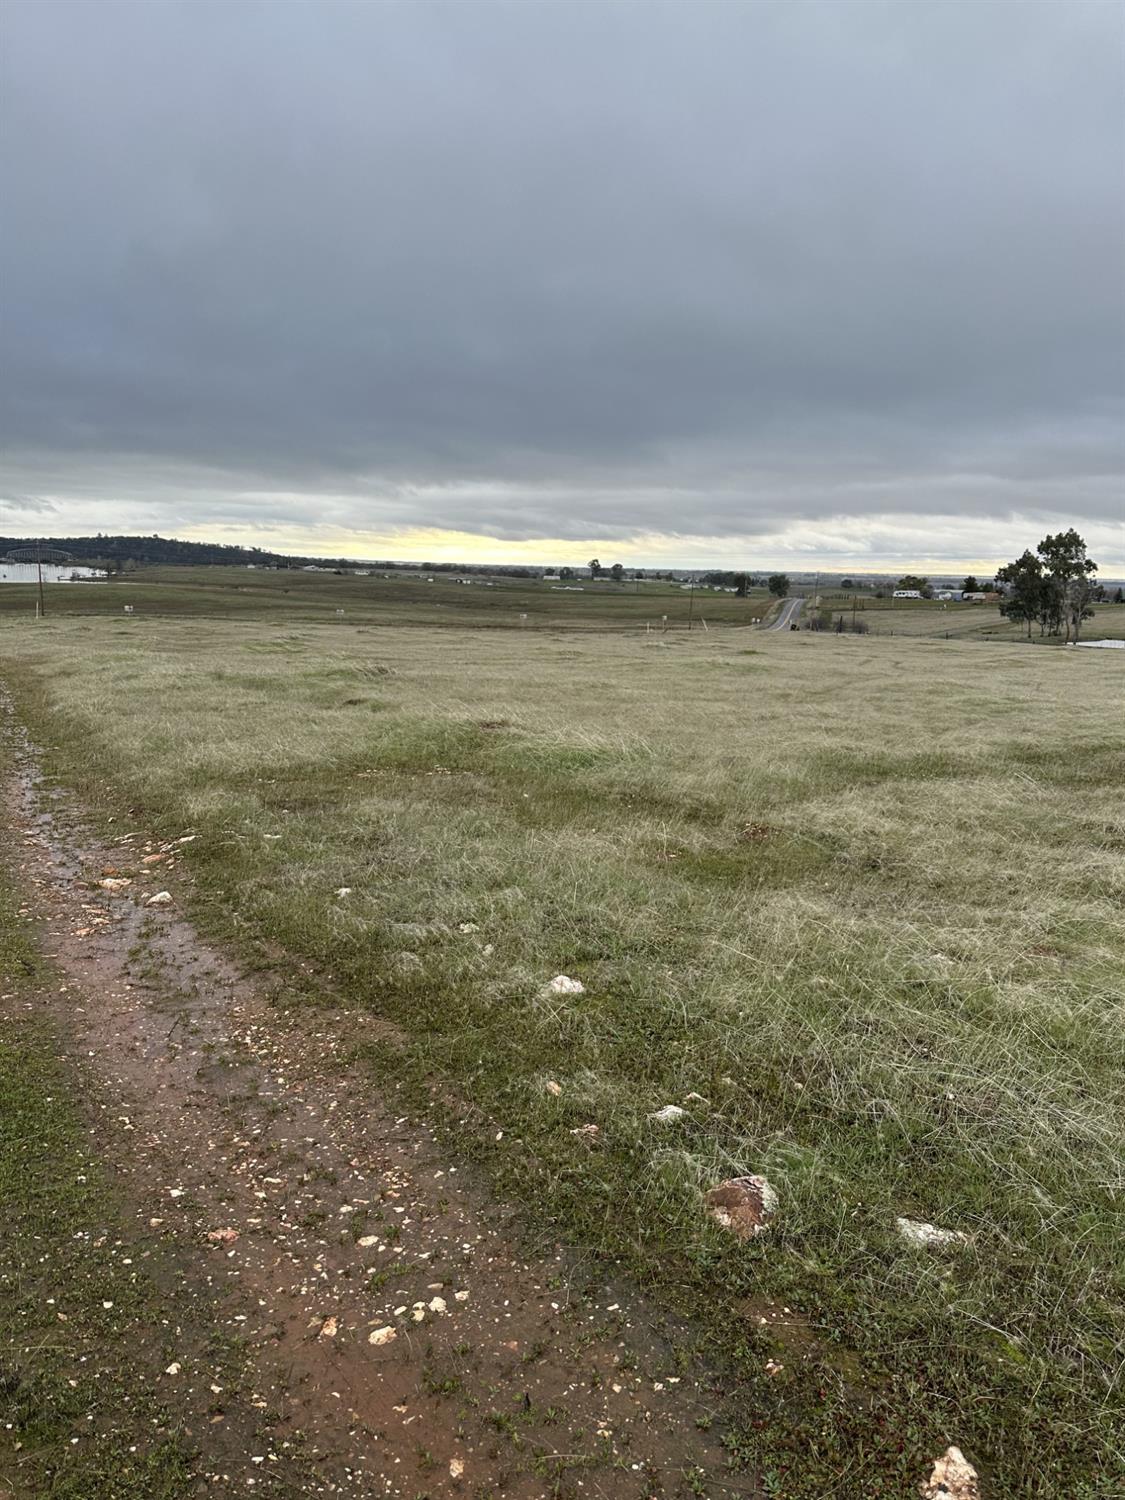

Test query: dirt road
[0,696,754,1499]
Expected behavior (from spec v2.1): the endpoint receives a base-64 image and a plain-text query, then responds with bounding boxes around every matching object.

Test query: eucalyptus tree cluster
[997,530,1098,642]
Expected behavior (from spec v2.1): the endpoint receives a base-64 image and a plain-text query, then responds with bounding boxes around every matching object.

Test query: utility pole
[687,579,695,631]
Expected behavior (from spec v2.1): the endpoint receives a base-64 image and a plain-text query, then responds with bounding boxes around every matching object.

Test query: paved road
[764,596,804,631]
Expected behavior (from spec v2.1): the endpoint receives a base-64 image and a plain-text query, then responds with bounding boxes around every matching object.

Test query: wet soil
[0,694,756,1499]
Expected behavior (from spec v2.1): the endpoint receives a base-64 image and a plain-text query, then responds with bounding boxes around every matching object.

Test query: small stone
[206,1227,240,1244]
[544,1080,563,1096]
[649,1104,686,1123]
[458,922,479,933]
[357,1234,378,1247]
[544,974,585,996]
[896,1217,968,1250]
[428,1296,447,1314]
[449,1457,465,1480]
[146,891,173,906]
[705,1175,778,1239]
[319,1316,338,1338]
[368,1326,397,1346]
[335,887,352,898]
[920,1446,981,1500]
[165,1362,181,1376]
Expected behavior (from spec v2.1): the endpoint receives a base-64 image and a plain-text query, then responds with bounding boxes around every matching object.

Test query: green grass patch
[2,613,1123,1495]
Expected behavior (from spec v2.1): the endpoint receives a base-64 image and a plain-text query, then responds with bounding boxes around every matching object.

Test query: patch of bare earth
[1,706,753,1499]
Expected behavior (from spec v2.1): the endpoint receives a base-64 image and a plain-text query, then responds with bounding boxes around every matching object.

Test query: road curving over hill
[764,595,804,631]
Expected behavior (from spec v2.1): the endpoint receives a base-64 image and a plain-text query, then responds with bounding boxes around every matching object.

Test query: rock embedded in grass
[896,1217,968,1250]
[920,1445,980,1499]
[705,1175,778,1239]
[648,1104,686,1123]
[544,974,585,996]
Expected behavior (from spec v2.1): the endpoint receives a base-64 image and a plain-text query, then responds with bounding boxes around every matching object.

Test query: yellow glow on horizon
[174,521,1020,574]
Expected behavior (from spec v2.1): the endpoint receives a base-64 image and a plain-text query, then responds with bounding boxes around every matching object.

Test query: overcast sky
[1,0,1122,569]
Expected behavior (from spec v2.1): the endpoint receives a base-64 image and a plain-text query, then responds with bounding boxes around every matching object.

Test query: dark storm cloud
[1,0,1122,555]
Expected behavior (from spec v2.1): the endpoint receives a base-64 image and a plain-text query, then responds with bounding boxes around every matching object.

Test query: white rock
[357,1234,378,1247]
[449,1457,465,1480]
[921,1445,980,1499]
[146,891,172,906]
[164,1361,181,1376]
[335,887,352,898]
[896,1217,968,1250]
[545,974,585,996]
[428,1296,447,1314]
[649,1104,686,1124]
[368,1325,397,1346]
[319,1316,338,1338]
[544,1079,563,1097]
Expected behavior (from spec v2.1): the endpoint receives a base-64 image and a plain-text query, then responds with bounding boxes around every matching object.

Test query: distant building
[893,589,922,599]
[0,562,107,584]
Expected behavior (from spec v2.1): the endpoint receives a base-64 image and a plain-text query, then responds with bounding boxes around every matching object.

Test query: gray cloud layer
[1,0,1122,558]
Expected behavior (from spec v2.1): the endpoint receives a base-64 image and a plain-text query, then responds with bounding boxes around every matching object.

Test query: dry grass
[2,612,1123,1496]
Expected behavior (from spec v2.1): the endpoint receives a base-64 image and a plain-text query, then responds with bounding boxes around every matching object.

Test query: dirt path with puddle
[0,693,755,1500]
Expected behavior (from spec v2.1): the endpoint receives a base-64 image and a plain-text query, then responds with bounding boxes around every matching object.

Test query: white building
[0,562,107,584]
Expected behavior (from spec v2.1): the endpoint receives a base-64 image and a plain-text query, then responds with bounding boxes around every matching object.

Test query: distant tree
[996,550,1044,638]
[840,578,855,590]
[558,566,574,580]
[1038,529,1097,643]
[734,572,749,597]
[610,562,625,583]
[962,575,980,594]
[896,574,933,598]
[1115,587,1124,604]
[1038,575,1066,639]
[588,558,602,579]
[767,573,790,598]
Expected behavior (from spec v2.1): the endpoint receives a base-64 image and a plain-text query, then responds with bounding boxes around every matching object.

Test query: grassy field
[0,565,774,631]
[1,596,1123,1496]
[815,593,1125,644]
[3,565,1124,645]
